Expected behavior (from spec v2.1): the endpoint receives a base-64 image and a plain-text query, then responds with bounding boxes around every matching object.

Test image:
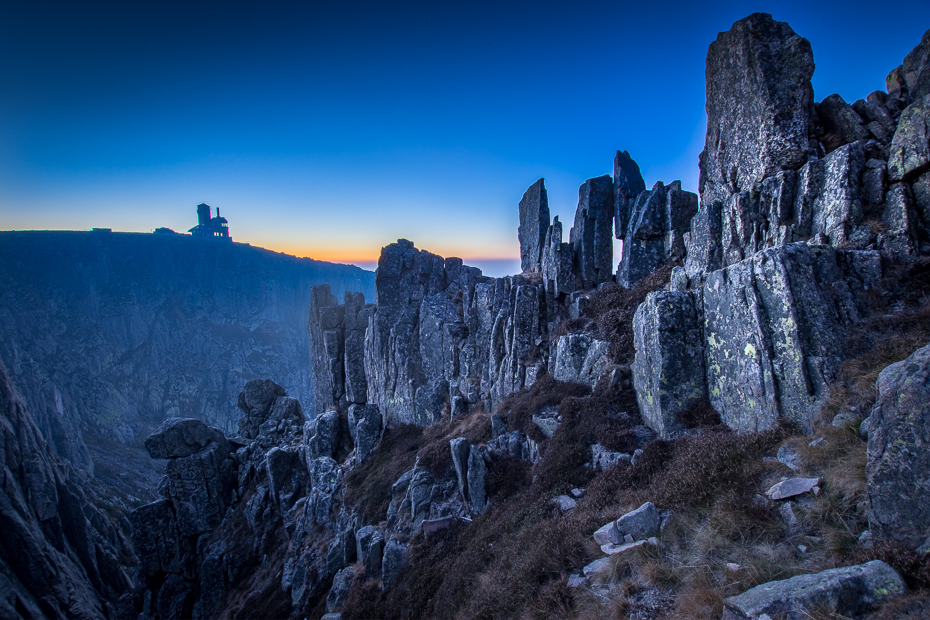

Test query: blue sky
[2,1,928,275]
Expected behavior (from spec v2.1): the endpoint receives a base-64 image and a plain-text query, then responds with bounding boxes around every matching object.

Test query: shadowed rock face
[0,359,135,619]
[0,231,374,472]
[518,179,550,273]
[361,240,547,426]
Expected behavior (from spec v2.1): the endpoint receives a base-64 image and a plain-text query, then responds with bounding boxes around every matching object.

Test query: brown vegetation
[583,263,677,361]
[344,423,423,524]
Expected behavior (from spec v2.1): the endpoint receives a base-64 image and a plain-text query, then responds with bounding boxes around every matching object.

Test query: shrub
[584,263,677,361]
[497,372,590,441]
[533,379,641,495]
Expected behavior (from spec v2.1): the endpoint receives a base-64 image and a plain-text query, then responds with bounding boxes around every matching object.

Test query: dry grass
[344,423,424,524]
[417,410,493,477]
[498,372,591,442]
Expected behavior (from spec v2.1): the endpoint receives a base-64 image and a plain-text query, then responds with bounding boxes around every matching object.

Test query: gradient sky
[2,1,929,275]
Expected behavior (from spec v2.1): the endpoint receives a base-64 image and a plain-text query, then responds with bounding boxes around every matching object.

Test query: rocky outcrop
[888,94,930,183]
[358,240,552,425]
[613,150,647,238]
[0,359,134,619]
[127,381,301,619]
[702,244,873,432]
[886,28,930,103]
[518,179,551,273]
[144,417,227,459]
[570,175,615,289]
[634,244,880,435]
[699,13,815,209]
[541,215,575,296]
[111,17,930,620]
[867,341,930,550]
[616,181,697,288]
[722,560,905,619]
[308,285,378,418]
[550,334,612,388]
[0,230,374,475]
[348,403,382,463]
[684,16,929,278]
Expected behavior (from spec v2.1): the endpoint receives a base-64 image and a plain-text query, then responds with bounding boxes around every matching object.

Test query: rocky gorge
[6,11,930,620]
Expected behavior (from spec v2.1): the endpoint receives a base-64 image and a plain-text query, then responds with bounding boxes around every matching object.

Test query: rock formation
[616,180,697,288]
[351,239,549,425]
[698,12,816,209]
[570,175,615,289]
[0,359,134,619]
[685,13,927,279]
[518,179,550,272]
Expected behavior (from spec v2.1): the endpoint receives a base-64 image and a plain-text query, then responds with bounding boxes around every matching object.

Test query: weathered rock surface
[613,150,647,238]
[702,244,873,432]
[361,241,549,424]
[518,178,551,272]
[542,215,576,296]
[144,417,226,459]
[593,502,660,546]
[888,94,930,183]
[632,291,706,438]
[326,566,356,612]
[382,538,408,592]
[348,403,382,463]
[817,93,871,150]
[699,13,815,207]
[617,180,697,288]
[867,341,930,549]
[765,477,821,501]
[0,359,134,620]
[237,379,289,439]
[570,175,615,289]
[550,334,612,388]
[722,560,905,619]
[886,28,930,103]
[467,445,488,514]
[355,525,384,577]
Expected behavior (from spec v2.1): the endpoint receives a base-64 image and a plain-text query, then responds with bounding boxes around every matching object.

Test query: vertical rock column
[308,284,343,414]
[570,175,615,289]
[687,12,816,277]
[518,178,551,272]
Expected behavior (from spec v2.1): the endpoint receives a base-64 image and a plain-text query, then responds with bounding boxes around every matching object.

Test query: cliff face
[0,231,374,472]
[0,359,135,619]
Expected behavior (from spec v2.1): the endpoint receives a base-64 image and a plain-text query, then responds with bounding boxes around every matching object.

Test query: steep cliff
[0,231,374,477]
[0,359,135,619]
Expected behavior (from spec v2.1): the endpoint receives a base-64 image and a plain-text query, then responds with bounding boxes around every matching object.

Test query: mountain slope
[0,231,374,476]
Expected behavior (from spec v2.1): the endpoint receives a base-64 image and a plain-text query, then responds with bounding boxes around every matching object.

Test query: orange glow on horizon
[259,240,518,266]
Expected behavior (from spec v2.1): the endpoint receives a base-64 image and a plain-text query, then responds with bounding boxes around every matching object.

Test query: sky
[2,1,929,276]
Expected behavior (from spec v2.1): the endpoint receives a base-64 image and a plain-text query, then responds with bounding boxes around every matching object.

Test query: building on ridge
[188,203,231,241]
